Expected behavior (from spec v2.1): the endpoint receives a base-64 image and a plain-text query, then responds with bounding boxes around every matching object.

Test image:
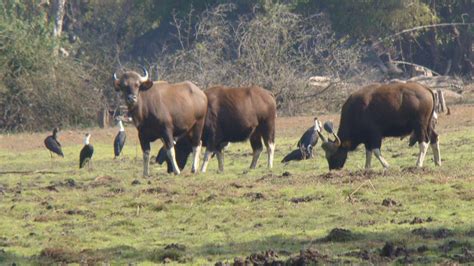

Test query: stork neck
[83,135,91,145]
[313,120,320,132]
[118,120,125,132]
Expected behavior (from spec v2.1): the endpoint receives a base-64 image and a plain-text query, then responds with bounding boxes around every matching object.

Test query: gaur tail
[425,86,438,142]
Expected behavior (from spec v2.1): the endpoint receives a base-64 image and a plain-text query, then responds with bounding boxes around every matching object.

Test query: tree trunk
[52,0,67,38]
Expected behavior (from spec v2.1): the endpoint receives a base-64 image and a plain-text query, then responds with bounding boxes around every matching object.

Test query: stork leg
[201,148,213,173]
[416,142,429,167]
[373,148,389,168]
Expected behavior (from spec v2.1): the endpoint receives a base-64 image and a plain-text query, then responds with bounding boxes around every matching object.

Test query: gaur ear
[139,80,153,91]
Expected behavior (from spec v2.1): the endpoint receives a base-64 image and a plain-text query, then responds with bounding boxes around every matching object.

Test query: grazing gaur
[44,127,64,158]
[319,82,441,170]
[79,133,94,169]
[113,118,126,158]
[113,67,207,176]
[200,85,277,173]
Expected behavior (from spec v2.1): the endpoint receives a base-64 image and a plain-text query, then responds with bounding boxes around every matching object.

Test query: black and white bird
[297,117,322,159]
[79,133,94,169]
[282,118,322,163]
[281,149,304,163]
[44,127,64,158]
[113,119,126,158]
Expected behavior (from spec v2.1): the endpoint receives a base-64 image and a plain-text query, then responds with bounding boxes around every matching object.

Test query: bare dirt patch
[290,195,323,204]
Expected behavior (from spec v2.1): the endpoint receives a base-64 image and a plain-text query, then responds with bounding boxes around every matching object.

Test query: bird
[281,149,304,163]
[79,133,94,169]
[113,118,126,158]
[44,127,64,158]
[297,117,322,159]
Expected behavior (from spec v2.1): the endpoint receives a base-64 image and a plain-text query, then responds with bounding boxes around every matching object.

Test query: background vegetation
[0,0,472,131]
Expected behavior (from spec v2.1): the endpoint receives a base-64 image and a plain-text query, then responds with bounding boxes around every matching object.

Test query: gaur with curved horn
[113,66,207,177]
[320,82,441,170]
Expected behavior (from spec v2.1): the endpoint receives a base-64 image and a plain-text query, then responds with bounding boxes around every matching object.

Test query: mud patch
[142,187,168,194]
[382,198,398,207]
[243,192,266,201]
[290,195,323,203]
[131,179,141,186]
[230,183,243,189]
[217,249,329,266]
[150,243,188,263]
[402,167,435,175]
[90,175,118,187]
[39,248,78,263]
[287,249,330,265]
[316,171,345,180]
[409,216,433,224]
[245,250,282,265]
[64,209,96,218]
[380,242,408,258]
[322,228,357,242]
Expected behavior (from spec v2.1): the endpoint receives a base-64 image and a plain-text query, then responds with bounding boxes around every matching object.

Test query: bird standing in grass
[282,117,322,163]
[297,117,322,159]
[44,128,64,158]
[79,133,94,169]
[113,119,126,158]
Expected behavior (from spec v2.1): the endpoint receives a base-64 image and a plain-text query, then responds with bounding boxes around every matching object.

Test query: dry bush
[0,16,102,132]
[153,4,369,115]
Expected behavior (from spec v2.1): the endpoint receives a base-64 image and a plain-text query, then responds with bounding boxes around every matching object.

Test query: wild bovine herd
[45,67,442,176]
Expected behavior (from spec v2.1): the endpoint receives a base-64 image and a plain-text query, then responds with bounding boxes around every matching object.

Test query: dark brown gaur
[319,82,441,170]
[113,67,207,176]
[200,85,277,172]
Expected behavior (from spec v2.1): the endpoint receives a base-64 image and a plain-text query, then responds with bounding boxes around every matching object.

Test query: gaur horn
[113,72,119,81]
[139,66,149,83]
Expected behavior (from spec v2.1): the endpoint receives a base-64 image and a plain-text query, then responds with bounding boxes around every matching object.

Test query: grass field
[0,105,473,265]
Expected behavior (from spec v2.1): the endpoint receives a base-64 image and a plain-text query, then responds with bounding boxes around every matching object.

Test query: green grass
[0,121,473,265]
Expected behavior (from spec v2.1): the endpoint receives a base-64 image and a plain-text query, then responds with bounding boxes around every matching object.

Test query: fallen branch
[391,60,441,76]
[373,22,474,47]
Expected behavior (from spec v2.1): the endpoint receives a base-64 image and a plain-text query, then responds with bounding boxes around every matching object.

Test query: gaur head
[319,121,347,170]
[113,67,153,108]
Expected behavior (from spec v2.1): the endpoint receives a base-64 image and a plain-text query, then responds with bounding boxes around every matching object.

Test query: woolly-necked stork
[113,119,126,158]
[79,133,94,169]
[44,128,64,158]
[297,117,322,159]
[281,118,322,163]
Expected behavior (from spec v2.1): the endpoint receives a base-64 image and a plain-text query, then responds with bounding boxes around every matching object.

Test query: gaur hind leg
[189,120,204,173]
[364,143,373,169]
[249,132,263,169]
[162,131,180,175]
[261,126,275,169]
[368,135,389,169]
[430,128,441,166]
[413,122,430,167]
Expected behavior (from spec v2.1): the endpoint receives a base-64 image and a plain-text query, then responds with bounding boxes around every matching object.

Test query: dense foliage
[0,0,472,131]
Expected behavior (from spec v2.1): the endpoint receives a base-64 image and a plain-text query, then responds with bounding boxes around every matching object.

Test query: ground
[0,105,473,265]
